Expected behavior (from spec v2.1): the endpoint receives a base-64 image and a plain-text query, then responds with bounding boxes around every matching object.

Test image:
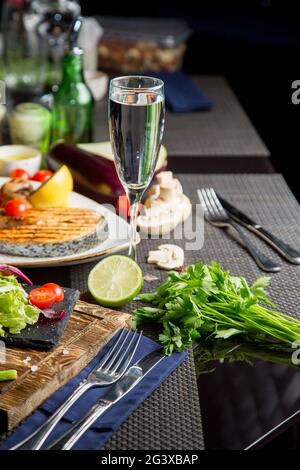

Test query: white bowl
[0,145,41,177]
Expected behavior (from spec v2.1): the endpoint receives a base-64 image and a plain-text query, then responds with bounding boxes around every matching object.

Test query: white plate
[0,177,132,267]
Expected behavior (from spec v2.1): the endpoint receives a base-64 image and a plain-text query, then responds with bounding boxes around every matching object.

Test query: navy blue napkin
[0,332,187,450]
[150,71,214,113]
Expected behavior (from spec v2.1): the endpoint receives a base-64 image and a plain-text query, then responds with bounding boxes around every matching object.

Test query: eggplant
[47,143,123,201]
[47,142,167,206]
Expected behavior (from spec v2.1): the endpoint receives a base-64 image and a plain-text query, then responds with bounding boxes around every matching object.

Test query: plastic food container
[97,16,191,73]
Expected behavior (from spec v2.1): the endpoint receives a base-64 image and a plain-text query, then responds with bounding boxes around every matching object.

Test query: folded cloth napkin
[1,332,187,450]
[150,71,214,113]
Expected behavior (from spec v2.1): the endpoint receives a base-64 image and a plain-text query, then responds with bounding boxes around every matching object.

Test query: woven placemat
[2,173,298,450]
[70,267,204,450]
[95,75,269,157]
[74,172,300,315]
[70,173,300,450]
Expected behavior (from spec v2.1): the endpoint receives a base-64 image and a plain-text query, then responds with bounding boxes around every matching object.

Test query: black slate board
[2,286,80,351]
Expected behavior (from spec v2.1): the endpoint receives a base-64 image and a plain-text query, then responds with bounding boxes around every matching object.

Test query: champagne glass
[109,76,165,261]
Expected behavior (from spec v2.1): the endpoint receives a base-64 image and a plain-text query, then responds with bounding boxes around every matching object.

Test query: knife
[217,194,300,264]
[46,348,165,450]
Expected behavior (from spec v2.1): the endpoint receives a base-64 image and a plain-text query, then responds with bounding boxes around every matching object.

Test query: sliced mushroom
[181,194,192,221]
[148,184,160,199]
[147,244,184,270]
[144,184,160,208]
[138,172,192,236]
[159,179,183,202]
[144,273,159,282]
[148,248,169,265]
[138,205,182,236]
[156,171,174,188]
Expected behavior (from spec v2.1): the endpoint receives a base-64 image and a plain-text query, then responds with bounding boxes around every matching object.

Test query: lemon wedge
[29,165,73,208]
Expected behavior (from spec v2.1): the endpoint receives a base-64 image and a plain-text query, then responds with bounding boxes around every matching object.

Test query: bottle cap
[72,46,84,56]
[65,16,83,52]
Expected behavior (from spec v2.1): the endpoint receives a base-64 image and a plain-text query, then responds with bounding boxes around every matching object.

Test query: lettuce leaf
[0,274,40,335]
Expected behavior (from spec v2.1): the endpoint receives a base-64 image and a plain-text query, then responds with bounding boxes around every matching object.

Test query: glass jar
[9,102,51,158]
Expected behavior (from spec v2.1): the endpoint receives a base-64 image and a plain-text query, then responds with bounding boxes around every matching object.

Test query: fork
[11,329,142,450]
[197,188,281,273]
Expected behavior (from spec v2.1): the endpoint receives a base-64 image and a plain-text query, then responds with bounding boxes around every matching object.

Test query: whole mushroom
[0,178,33,204]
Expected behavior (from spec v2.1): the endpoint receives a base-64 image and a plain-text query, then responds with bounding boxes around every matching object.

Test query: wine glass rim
[110,75,164,91]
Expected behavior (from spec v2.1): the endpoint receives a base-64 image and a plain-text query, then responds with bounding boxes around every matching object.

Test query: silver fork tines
[11,329,142,450]
[198,187,230,222]
[197,188,281,273]
[90,329,142,380]
[94,329,127,371]
[110,331,141,375]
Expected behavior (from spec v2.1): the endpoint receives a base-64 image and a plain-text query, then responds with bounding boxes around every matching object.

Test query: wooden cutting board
[0,300,131,432]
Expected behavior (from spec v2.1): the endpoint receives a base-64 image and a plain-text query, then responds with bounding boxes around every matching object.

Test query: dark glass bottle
[51,46,94,144]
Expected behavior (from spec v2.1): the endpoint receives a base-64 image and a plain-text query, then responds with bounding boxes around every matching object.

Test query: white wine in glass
[109,76,165,261]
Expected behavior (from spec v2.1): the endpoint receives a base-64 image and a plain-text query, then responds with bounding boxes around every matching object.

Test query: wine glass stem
[127,190,143,261]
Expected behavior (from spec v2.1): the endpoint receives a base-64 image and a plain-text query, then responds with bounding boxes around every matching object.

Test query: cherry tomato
[10,168,30,180]
[117,194,142,219]
[5,198,27,217]
[31,170,53,183]
[43,283,64,302]
[29,287,57,309]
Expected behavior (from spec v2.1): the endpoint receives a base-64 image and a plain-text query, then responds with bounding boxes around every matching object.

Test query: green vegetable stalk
[0,370,17,382]
[133,261,300,355]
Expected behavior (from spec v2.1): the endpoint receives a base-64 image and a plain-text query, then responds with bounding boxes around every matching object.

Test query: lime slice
[88,255,143,307]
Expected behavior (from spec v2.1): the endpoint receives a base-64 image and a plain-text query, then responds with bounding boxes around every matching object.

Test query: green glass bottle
[51,46,94,144]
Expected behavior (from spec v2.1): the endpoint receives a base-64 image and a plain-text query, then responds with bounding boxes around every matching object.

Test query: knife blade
[47,348,165,450]
[217,194,300,264]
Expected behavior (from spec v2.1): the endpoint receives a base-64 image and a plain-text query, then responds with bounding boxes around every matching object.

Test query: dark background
[80,0,300,200]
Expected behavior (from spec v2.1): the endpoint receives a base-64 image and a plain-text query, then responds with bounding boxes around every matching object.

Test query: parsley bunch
[133,262,300,355]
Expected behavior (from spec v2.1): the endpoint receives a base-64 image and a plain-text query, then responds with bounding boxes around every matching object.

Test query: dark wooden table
[3,76,296,450]
[20,172,300,450]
